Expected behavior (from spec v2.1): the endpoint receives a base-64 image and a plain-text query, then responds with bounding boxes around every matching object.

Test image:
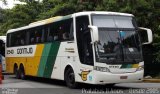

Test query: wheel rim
[21,71,24,78]
[68,73,75,84]
[14,68,17,74]
[15,69,19,78]
[67,70,75,86]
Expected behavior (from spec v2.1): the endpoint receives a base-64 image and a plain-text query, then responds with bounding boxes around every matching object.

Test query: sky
[0,0,14,9]
[0,0,42,9]
[0,0,43,9]
[0,0,26,9]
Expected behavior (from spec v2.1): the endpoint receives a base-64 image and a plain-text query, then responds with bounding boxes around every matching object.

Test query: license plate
[120,76,128,79]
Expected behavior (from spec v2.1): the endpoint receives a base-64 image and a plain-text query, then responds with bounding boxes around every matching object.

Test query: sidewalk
[143,79,160,83]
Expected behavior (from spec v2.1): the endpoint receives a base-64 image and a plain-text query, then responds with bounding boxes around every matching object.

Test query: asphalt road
[1,74,160,94]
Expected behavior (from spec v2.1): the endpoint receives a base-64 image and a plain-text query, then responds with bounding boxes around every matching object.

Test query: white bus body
[6,11,152,88]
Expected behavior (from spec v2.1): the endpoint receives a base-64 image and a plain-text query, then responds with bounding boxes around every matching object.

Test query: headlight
[94,66,110,72]
[136,65,144,71]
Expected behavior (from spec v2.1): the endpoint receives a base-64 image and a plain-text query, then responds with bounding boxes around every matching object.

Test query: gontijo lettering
[17,47,33,54]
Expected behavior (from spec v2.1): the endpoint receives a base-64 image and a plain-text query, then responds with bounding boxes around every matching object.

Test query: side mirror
[139,27,153,45]
[88,26,99,43]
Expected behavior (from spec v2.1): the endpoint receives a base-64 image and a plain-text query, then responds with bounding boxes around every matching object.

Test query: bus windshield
[92,14,143,64]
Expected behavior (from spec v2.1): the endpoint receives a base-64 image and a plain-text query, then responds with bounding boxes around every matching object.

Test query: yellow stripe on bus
[132,64,139,68]
[26,44,44,76]
[29,16,62,25]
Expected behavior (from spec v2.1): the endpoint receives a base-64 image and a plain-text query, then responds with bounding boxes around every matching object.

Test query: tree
[0,0,43,35]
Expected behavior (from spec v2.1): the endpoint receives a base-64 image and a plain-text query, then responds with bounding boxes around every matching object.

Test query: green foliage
[0,0,43,35]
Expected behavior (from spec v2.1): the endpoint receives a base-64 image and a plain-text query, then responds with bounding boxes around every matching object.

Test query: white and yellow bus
[6,11,153,88]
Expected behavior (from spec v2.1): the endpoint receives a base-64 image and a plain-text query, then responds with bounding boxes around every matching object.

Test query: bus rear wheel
[65,68,78,88]
[14,66,20,79]
[19,66,25,80]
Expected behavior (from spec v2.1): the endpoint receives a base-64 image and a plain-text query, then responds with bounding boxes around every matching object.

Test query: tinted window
[29,27,43,44]
[7,18,73,46]
[7,34,11,47]
[47,18,73,42]
[10,30,26,47]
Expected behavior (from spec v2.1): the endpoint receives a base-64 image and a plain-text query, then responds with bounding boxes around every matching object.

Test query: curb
[143,79,160,83]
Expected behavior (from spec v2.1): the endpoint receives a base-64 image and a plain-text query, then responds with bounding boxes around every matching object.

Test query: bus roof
[7,11,133,34]
[29,16,62,25]
[7,15,72,34]
[74,11,133,17]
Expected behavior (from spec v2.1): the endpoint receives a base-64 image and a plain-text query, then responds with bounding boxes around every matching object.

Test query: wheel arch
[13,63,18,73]
[64,64,74,80]
[19,63,25,71]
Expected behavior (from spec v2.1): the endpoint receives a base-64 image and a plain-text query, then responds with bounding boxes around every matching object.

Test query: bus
[0,36,6,71]
[6,11,153,88]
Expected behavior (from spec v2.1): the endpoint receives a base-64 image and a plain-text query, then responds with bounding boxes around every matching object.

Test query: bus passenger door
[76,16,94,82]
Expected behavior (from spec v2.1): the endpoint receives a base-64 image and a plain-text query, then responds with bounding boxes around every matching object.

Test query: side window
[10,30,26,47]
[47,24,55,42]
[47,22,61,42]
[47,18,74,42]
[69,21,74,40]
[10,32,17,47]
[62,19,74,41]
[35,27,43,43]
[29,27,43,44]
[7,34,11,47]
[76,16,93,65]
[26,29,30,45]
[59,20,70,41]
[42,25,48,42]
[19,31,26,46]
[29,29,34,44]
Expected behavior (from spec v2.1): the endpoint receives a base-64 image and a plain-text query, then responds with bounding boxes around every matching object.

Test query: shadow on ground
[6,74,135,90]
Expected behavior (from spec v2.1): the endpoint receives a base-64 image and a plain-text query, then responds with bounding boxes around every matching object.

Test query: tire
[19,68,25,80]
[14,66,20,79]
[65,68,78,88]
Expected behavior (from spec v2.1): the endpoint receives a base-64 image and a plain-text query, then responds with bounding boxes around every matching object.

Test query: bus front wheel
[65,68,78,88]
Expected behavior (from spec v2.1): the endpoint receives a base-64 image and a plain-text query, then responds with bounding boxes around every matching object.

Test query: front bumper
[88,70,143,85]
